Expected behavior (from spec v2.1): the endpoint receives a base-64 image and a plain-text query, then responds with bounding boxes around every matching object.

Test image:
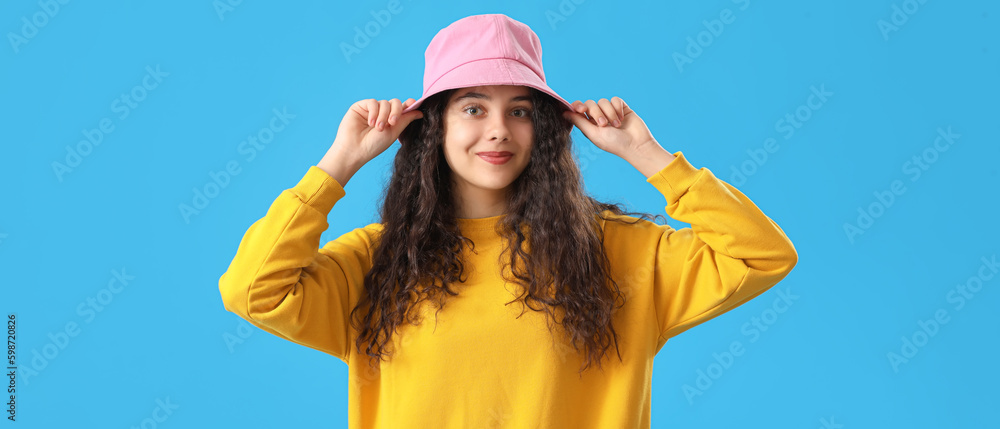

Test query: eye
[462,105,484,116]
[461,104,533,118]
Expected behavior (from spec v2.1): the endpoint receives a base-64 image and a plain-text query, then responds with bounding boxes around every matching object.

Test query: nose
[486,113,511,142]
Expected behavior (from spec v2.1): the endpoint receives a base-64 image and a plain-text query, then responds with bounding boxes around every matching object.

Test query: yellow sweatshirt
[218,151,797,428]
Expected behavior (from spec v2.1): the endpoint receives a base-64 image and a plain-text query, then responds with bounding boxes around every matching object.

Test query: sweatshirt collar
[456,213,505,238]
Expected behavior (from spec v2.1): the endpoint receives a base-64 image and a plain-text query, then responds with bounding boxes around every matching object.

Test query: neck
[454,184,509,219]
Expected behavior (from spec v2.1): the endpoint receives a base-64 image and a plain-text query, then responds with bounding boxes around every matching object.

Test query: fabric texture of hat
[402,13,573,114]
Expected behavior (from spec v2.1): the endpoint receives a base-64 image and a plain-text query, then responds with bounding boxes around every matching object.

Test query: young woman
[219,13,797,428]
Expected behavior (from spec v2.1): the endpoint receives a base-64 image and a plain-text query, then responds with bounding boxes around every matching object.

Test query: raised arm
[217,165,378,363]
[614,147,798,351]
[561,96,796,352]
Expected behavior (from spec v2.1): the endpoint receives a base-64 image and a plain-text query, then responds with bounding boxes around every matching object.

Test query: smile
[477,153,513,165]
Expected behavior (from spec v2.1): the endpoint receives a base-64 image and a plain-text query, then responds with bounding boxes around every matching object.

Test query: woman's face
[442,85,534,215]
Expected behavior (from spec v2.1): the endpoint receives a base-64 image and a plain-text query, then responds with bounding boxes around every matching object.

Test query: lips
[477,151,513,165]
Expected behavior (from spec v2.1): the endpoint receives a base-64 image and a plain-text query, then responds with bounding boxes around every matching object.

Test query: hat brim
[402,58,573,114]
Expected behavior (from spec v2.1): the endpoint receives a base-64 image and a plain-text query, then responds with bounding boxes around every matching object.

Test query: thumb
[562,110,598,135]
[387,109,424,141]
[399,109,424,126]
[392,97,424,128]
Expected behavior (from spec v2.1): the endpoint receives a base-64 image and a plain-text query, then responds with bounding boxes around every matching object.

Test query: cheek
[442,134,472,166]
[515,121,534,136]
[516,124,535,150]
[444,124,477,149]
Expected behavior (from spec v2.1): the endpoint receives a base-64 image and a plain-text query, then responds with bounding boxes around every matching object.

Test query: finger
[597,98,619,126]
[611,97,626,125]
[572,100,586,114]
[402,112,424,126]
[396,98,423,123]
[583,100,606,126]
[562,109,598,136]
[387,98,402,126]
[376,100,391,131]
[365,99,378,128]
[617,97,632,116]
[403,108,424,122]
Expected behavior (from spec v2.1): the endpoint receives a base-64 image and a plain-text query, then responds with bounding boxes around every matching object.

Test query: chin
[473,178,516,190]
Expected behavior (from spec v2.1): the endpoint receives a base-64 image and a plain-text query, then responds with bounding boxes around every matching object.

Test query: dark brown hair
[348,87,666,375]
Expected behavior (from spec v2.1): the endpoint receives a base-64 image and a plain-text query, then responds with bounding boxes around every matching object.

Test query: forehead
[449,85,532,103]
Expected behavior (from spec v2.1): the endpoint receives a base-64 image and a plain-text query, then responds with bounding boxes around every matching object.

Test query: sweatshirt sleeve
[218,166,377,365]
[606,151,798,352]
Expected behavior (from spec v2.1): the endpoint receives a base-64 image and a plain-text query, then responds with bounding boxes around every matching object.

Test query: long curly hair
[348,87,667,375]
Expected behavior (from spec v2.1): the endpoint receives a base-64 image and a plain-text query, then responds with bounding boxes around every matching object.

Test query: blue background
[2,0,997,427]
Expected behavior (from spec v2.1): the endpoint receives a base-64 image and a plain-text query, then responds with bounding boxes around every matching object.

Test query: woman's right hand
[332,98,424,166]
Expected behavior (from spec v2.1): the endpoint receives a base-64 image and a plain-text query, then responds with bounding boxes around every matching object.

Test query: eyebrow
[454,92,533,103]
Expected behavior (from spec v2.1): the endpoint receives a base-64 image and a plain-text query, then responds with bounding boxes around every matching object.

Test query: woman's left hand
[561,97,658,158]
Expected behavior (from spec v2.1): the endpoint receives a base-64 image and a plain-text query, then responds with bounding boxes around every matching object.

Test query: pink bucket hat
[402,13,574,114]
